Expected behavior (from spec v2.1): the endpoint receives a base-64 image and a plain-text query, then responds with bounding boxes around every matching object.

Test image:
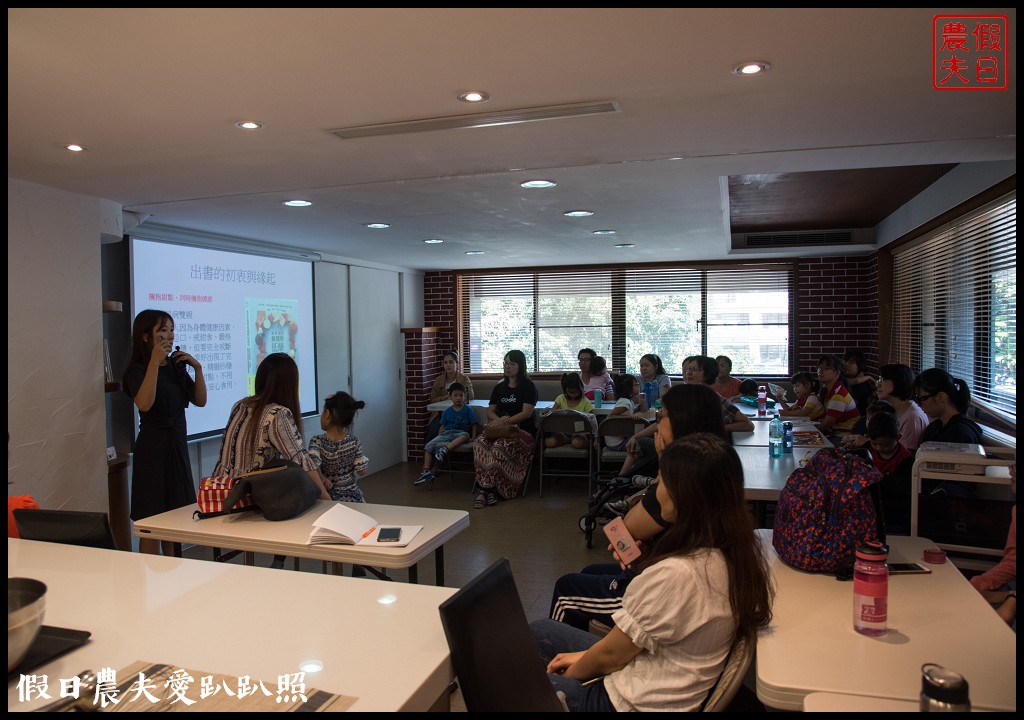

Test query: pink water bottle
[853,542,888,636]
[757,385,768,417]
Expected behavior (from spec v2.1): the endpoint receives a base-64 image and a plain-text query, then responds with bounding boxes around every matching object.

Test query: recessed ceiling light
[732,61,771,76]
[65,144,88,152]
[282,200,313,207]
[614,243,635,248]
[365,223,391,229]
[423,238,444,244]
[563,210,594,217]
[465,250,485,255]
[299,660,323,673]
[593,230,617,235]
[457,91,490,103]
[234,120,263,129]
[521,180,556,189]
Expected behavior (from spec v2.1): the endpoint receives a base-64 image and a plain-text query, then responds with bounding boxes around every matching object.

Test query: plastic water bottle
[769,414,784,458]
[594,388,603,408]
[757,385,768,417]
[920,663,971,712]
[783,421,794,453]
[853,542,888,636]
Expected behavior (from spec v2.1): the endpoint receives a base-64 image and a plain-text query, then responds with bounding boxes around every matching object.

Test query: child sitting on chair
[416,382,478,486]
[603,373,647,451]
[545,373,595,449]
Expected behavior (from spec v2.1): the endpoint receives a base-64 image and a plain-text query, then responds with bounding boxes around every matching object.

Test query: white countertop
[755,530,1016,712]
[8,538,456,712]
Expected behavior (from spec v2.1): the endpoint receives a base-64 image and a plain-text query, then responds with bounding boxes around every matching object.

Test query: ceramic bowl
[8,577,47,672]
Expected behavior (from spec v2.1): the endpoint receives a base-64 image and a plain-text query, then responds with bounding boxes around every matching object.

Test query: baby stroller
[578,475,651,548]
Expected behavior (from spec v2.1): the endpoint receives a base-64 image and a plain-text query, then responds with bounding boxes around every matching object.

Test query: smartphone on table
[377,527,402,543]
[603,518,641,565]
[887,562,932,575]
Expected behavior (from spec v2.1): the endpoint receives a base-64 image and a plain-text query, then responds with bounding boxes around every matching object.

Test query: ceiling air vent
[732,228,875,249]
[329,101,621,139]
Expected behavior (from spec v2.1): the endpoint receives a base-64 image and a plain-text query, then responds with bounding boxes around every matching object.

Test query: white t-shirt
[603,397,637,448]
[605,550,735,712]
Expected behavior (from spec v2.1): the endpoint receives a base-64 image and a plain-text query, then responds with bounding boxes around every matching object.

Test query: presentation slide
[129,236,317,438]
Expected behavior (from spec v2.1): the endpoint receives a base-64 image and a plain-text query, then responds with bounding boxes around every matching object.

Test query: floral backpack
[772,448,885,575]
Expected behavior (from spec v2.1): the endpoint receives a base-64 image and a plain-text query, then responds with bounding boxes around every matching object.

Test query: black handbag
[211,460,320,521]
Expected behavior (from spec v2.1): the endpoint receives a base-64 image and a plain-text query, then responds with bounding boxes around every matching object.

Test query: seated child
[865,410,912,475]
[545,373,595,449]
[729,378,759,404]
[775,372,824,420]
[603,373,647,451]
[309,392,370,503]
[842,399,896,450]
[864,410,914,533]
[416,382,477,486]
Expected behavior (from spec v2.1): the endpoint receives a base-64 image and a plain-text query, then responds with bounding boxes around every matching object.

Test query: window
[458,264,794,376]
[890,193,1016,423]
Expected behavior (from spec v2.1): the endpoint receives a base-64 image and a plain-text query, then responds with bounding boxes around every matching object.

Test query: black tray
[8,625,91,681]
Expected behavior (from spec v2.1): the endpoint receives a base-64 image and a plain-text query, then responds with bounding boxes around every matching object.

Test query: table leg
[434,547,445,586]
[409,563,418,584]
[244,551,255,566]
[753,501,767,528]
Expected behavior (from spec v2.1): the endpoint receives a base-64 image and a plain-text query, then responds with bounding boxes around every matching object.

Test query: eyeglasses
[914,393,934,404]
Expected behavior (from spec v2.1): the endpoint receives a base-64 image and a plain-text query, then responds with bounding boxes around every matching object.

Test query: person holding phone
[531,434,773,712]
[549,384,729,630]
[123,310,207,556]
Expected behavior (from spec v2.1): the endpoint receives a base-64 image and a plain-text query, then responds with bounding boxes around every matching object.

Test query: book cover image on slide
[246,298,299,391]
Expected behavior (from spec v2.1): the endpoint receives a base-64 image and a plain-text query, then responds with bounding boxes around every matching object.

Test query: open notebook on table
[307,503,423,547]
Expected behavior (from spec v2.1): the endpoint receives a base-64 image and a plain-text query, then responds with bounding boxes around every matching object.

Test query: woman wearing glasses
[913,368,983,446]
[913,368,984,499]
[876,363,929,451]
[472,349,538,508]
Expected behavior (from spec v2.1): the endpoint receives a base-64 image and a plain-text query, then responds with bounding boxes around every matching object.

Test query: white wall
[7,178,112,510]
[876,160,1016,247]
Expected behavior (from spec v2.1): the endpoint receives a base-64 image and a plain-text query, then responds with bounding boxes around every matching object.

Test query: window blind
[457,263,794,376]
[889,193,1016,422]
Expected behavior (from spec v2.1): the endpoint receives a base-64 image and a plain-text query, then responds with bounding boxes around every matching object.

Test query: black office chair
[439,558,566,712]
[13,508,118,550]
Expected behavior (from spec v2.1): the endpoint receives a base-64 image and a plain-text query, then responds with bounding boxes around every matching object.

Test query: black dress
[123,361,197,521]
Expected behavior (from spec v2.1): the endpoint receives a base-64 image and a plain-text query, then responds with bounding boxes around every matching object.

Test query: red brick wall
[794,255,880,374]
[403,329,444,460]
[424,271,457,351]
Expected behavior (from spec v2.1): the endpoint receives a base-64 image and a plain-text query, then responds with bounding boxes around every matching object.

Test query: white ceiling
[7,8,1017,271]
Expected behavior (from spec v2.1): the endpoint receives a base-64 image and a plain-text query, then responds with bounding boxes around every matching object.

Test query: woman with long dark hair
[472,349,538,508]
[123,309,207,555]
[549,383,729,630]
[533,433,773,712]
[213,352,329,568]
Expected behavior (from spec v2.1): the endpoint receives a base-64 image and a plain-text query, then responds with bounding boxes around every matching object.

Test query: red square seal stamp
[934,15,1008,90]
